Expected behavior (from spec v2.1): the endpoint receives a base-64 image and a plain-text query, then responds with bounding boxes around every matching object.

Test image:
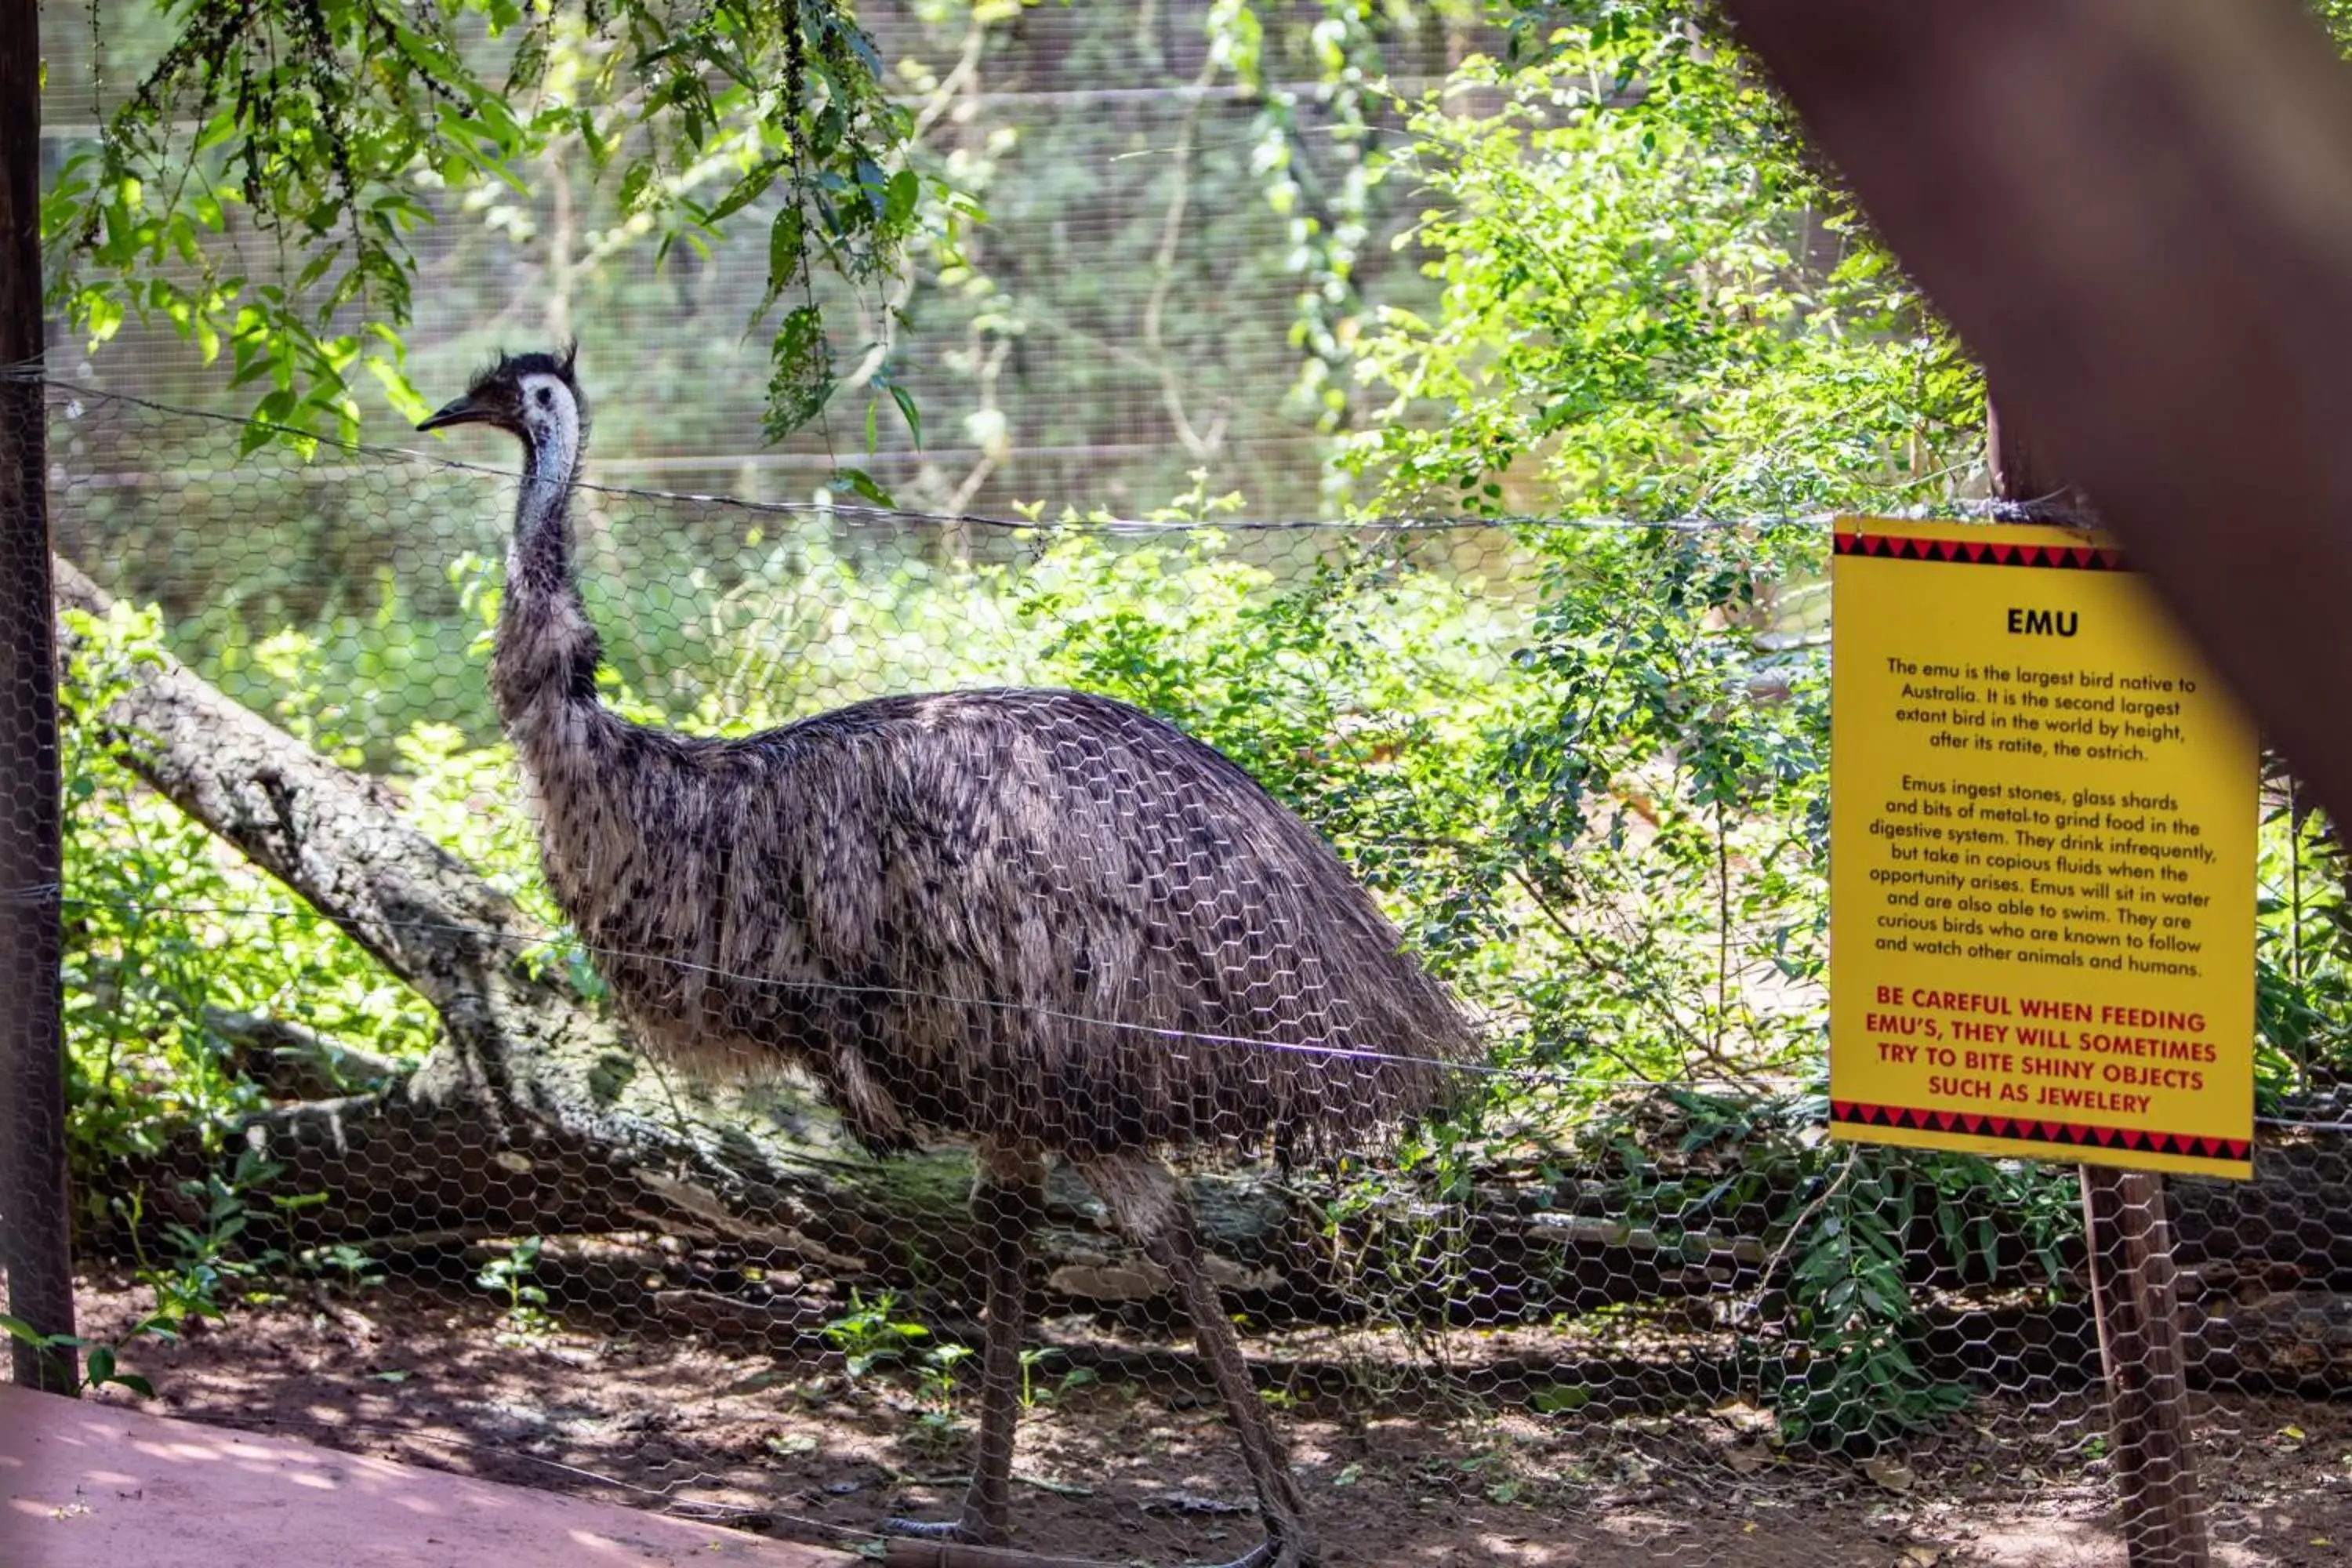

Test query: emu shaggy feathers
[460,351,1476,1163]
[510,686,1475,1157]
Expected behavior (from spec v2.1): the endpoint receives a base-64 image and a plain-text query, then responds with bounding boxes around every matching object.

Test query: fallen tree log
[56,560,1003,1293]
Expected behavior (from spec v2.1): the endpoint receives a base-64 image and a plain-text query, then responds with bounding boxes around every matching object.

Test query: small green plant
[1017,1345,1066,1410]
[118,1149,295,1327]
[821,1290,931,1380]
[474,1236,554,1340]
[1765,1143,2013,1452]
[1,1312,179,1399]
[920,1341,973,1404]
[913,1341,976,1454]
[301,1242,387,1296]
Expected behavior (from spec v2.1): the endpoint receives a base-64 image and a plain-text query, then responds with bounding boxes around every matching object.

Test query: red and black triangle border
[1830,1100,2249,1163]
[1834,532,2125,572]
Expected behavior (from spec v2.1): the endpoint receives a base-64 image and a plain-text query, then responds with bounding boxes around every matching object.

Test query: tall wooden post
[1991,398,2207,1567]
[2078,1166,2209,1566]
[0,0,79,1393]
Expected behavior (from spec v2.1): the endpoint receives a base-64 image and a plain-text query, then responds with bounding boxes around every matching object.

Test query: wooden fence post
[0,0,78,1395]
[1991,401,2208,1567]
[2078,1166,2210,1566]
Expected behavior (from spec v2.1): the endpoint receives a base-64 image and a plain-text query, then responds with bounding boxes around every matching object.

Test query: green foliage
[1207,0,1458,437]
[822,1288,934,1380]
[818,1289,984,1451]
[136,1149,304,1324]
[1284,11,1994,1452]
[45,0,921,442]
[1477,523,1828,1082]
[1018,1345,1087,1410]
[49,2,2352,1472]
[1576,1090,2078,1452]
[300,1240,388,1295]
[2253,772,2352,1100]
[62,477,1988,1454]
[0,1311,179,1399]
[913,1339,975,1453]
[58,604,437,1203]
[1011,512,1523,943]
[64,461,2352,1461]
[1338,24,1981,519]
[1766,1144,2040,1452]
[475,1236,557,1339]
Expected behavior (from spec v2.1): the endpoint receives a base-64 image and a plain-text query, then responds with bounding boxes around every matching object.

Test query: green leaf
[0,1313,51,1347]
[884,167,920,227]
[762,304,835,441]
[768,205,808,297]
[617,158,657,213]
[831,467,895,509]
[889,383,921,449]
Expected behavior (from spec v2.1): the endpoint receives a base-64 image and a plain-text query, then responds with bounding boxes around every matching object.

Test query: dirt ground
[67,1273,2352,1567]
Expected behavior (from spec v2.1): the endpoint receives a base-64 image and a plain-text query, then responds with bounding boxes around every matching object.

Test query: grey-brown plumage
[422,350,1477,1568]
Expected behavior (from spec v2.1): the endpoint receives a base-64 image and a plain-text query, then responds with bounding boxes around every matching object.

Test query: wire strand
[19,370,1967,538]
[64,885,2352,1132]
[58,892,1583,1085]
[30,367,2330,1133]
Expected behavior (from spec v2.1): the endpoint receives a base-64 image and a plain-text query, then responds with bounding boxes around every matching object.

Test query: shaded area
[64,1274,2352,1568]
[0,1378,846,1568]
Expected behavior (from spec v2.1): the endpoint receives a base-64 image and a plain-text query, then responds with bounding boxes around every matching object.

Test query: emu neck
[492,419,604,740]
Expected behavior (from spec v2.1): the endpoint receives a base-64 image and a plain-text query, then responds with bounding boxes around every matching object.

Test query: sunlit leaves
[56,606,437,1212]
[44,0,917,445]
[1339,24,1982,521]
[763,304,837,443]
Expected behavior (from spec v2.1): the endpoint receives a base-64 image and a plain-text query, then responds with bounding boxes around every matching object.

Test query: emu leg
[961,1145,1044,1540]
[887,1144,1043,1548]
[1080,1152,1319,1568]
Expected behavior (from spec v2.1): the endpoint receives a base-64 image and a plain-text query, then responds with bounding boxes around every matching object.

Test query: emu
[420,350,1477,1567]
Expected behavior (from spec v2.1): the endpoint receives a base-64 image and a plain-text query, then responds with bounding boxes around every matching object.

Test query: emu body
[512,687,1462,1158]
[423,351,1477,1567]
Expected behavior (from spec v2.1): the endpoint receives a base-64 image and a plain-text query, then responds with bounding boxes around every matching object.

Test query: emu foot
[880,1514,1006,1547]
[880,1526,1313,1568]
[1218,1533,1317,1568]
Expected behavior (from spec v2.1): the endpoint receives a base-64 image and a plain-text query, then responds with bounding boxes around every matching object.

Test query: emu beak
[417,394,492,433]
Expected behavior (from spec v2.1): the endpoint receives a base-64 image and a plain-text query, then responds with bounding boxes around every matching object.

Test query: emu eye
[535,386,554,408]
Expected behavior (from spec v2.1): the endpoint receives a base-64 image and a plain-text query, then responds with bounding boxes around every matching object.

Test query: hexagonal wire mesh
[6,375,2352,1568]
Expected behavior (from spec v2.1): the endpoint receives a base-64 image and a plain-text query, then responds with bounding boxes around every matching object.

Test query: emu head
[418,346,589,463]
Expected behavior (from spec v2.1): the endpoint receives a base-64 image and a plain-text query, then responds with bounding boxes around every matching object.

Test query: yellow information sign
[1831,519,2256,1178]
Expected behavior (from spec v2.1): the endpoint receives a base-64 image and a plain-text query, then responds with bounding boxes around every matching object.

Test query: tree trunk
[56,557,977,1290]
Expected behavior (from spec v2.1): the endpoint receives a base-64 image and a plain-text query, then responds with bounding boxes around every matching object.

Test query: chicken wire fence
[5,379,2352,1567]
